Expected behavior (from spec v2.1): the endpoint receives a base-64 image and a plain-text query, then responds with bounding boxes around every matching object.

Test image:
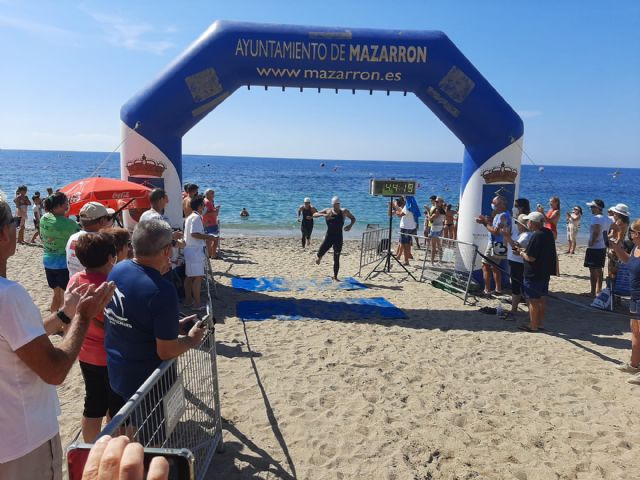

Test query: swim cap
[331,196,340,204]
[304,197,311,203]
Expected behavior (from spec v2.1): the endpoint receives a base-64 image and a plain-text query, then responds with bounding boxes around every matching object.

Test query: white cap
[304,197,311,203]
[331,196,340,204]
[79,202,115,221]
[523,211,545,224]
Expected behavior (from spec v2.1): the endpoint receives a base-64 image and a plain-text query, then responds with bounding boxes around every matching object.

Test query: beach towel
[231,276,367,292]
[236,297,407,321]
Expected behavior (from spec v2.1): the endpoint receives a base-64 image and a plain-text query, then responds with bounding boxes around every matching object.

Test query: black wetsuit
[300,206,314,247]
[318,209,344,277]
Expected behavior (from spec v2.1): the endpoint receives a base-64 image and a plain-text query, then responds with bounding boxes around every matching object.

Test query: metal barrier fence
[357,226,391,276]
[95,247,223,480]
[358,227,480,304]
[418,235,480,304]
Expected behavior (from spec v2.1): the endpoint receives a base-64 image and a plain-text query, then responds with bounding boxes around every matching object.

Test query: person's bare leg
[191,277,202,307]
[184,277,193,305]
[17,217,25,244]
[595,268,603,295]
[213,237,219,257]
[528,298,542,330]
[589,268,597,296]
[511,294,521,314]
[482,264,492,293]
[539,298,545,329]
[82,416,104,443]
[630,319,640,367]
[50,287,64,312]
[493,267,503,293]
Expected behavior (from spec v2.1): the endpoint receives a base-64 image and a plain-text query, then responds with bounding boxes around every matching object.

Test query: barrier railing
[358,227,480,304]
[91,248,223,480]
[357,226,391,276]
[418,235,480,304]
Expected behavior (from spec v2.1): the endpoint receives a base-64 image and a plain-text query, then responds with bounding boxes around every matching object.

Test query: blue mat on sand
[236,297,407,321]
[231,276,367,292]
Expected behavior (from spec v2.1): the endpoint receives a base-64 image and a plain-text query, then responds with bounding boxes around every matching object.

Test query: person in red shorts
[67,231,124,442]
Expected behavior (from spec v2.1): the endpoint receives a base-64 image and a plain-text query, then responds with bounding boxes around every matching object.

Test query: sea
[1,149,637,240]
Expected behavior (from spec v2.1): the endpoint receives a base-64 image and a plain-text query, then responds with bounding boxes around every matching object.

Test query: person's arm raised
[609,239,631,263]
[15,282,116,385]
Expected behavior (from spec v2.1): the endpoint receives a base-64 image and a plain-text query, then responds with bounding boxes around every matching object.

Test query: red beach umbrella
[59,177,151,216]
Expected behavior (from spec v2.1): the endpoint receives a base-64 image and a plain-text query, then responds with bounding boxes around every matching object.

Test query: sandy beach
[7,230,640,480]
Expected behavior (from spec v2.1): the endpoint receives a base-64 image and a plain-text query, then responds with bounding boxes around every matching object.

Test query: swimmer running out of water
[314,196,356,280]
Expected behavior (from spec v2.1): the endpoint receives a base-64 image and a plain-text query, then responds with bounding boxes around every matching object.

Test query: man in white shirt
[139,188,171,224]
[183,195,217,310]
[584,199,610,296]
[66,202,114,277]
[0,199,115,480]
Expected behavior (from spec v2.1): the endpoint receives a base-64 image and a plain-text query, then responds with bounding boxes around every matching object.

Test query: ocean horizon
[1,148,638,240]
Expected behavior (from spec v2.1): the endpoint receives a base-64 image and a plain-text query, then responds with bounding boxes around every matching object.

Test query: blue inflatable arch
[120,21,523,248]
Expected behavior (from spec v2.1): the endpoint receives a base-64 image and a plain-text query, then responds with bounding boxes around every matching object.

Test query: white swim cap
[331,196,340,204]
[304,197,311,203]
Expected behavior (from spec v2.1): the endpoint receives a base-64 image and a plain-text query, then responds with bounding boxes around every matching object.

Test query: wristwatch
[56,310,72,325]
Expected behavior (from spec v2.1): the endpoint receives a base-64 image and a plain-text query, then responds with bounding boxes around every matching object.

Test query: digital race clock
[369,179,418,197]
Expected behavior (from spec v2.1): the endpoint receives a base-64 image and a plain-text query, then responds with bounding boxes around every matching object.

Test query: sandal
[518,325,538,332]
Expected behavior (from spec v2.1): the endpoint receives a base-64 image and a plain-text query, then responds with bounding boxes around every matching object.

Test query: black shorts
[80,362,119,418]
[508,260,524,295]
[584,248,606,269]
[399,228,413,245]
[301,221,314,238]
[45,268,70,290]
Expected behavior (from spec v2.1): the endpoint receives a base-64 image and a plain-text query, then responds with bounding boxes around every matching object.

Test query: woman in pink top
[202,189,221,259]
[543,196,561,239]
[67,229,130,441]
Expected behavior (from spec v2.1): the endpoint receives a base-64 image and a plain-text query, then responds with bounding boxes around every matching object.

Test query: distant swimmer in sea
[240,207,250,218]
[314,196,356,280]
[320,162,325,168]
[297,197,318,248]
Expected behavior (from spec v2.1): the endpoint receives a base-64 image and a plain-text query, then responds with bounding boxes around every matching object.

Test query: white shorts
[184,247,205,277]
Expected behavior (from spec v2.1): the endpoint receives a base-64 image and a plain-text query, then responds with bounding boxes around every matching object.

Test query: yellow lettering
[389,45,397,63]
[417,46,427,63]
[407,46,416,63]
[398,46,407,63]
[349,44,361,61]
[370,45,379,62]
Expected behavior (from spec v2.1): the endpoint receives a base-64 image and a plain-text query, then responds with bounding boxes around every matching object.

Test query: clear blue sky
[1,0,638,167]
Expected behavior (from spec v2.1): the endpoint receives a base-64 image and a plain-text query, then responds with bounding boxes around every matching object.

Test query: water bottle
[496,304,504,318]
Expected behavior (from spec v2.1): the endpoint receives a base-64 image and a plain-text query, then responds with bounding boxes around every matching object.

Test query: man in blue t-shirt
[476,195,512,295]
[104,220,206,415]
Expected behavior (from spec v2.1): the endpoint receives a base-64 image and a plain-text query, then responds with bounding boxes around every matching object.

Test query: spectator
[423,195,437,240]
[390,197,416,265]
[68,232,123,442]
[609,219,640,383]
[0,198,115,480]
[184,195,217,310]
[543,196,561,240]
[40,192,80,312]
[104,220,207,417]
[503,214,533,316]
[182,184,199,218]
[515,211,557,332]
[31,191,43,244]
[476,195,512,295]
[103,227,132,262]
[202,189,221,259]
[443,203,455,239]
[565,205,583,254]
[429,197,446,264]
[13,185,30,245]
[66,202,115,278]
[607,204,630,284]
[46,187,54,196]
[584,199,609,297]
[139,188,171,224]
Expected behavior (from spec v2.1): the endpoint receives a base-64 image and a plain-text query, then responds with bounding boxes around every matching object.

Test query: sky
[0,0,638,167]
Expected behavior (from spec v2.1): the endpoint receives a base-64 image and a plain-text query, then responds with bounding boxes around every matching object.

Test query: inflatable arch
[120,20,523,249]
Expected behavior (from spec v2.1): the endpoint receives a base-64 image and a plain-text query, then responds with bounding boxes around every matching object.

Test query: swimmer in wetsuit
[297,197,318,248]
[314,196,356,280]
